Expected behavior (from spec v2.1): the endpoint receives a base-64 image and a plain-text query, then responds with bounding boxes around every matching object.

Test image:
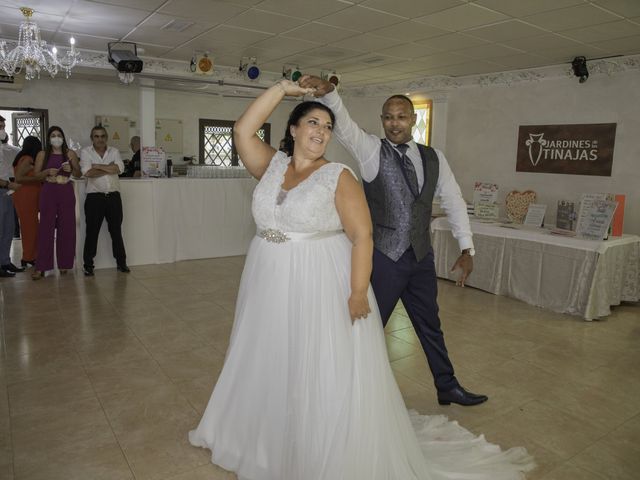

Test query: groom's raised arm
[300,75,380,182]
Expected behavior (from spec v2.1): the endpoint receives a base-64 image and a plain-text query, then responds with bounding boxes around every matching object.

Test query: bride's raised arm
[233,80,315,179]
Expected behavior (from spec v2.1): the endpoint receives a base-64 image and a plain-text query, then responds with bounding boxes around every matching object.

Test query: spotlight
[108,42,143,74]
[239,57,260,80]
[282,65,302,82]
[571,56,589,83]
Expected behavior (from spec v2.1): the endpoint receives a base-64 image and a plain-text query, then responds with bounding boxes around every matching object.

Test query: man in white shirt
[300,75,487,406]
[0,115,23,277]
[80,125,129,276]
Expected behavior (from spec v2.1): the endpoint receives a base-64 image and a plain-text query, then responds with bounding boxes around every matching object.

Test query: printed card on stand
[523,203,547,227]
[472,182,499,220]
[141,146,166,177]
[473,182,499,205]
[576,198,618,240]
[556,200,576,231]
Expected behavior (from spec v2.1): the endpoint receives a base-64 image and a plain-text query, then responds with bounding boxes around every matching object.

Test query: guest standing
[32,126,81,280]
[80,126,129,276]
[13,136,52,268]
[0,116,23,277]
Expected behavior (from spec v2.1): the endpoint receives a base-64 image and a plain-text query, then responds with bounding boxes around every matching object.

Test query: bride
[189,79,534,480]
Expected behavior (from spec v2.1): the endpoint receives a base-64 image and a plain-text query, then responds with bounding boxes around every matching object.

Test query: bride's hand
[348,292,371,323]
[276,79,316,97]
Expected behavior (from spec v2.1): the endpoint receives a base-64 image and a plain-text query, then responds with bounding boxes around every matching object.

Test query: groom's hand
[451,254,473,287]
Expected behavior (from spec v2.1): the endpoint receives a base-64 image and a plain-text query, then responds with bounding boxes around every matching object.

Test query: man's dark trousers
[83,191,126,268]
[371,246,458,392]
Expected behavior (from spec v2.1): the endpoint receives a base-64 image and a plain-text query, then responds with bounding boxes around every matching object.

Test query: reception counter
[74,177,258,269]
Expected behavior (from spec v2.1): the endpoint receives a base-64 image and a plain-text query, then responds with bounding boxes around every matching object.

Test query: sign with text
[141,146,166,177]
[516,123,616,176]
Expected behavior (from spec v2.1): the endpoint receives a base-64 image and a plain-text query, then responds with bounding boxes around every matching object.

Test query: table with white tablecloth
[74,177,257,269]
[431,217,640,320]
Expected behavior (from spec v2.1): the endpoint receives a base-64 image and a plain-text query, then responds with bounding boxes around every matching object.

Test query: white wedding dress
[189,151,534,480]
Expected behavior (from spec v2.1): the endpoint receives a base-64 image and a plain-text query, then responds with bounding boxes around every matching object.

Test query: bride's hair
[280,101,336,156]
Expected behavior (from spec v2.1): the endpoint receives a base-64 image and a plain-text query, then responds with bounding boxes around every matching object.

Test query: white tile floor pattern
[1,255,638,480]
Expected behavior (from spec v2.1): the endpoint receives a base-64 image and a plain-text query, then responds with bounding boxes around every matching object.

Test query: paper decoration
[505,190,537,223]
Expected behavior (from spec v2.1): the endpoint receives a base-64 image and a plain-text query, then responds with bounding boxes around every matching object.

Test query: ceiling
[1,0,639,87]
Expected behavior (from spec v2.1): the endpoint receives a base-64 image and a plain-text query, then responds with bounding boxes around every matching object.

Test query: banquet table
[73,177,257,269]
[431,217,640,320]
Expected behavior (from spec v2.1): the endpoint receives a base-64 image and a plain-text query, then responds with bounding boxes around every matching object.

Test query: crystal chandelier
[0,7,81,80]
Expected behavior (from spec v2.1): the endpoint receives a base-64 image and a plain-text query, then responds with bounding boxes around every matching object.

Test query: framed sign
[473,182,498,205]
[141,146,166,177]
[516,123,616,176]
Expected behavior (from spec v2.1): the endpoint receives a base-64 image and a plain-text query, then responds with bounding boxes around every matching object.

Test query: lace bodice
[252,151,354,233]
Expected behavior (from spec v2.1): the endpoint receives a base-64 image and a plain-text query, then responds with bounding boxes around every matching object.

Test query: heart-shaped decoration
[505,190,537,223]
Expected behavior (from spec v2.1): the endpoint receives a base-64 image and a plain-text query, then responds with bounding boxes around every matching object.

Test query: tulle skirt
[189,233,534,479]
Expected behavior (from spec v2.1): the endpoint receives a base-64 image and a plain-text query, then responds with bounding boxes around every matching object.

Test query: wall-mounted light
[571,56,589,83]
[239,57,260,80]
[282,65,302,82]
[321,70,341,89]
[192,52,213,75]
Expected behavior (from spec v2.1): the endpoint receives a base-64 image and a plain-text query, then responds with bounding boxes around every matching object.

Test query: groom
[300,75,487,406]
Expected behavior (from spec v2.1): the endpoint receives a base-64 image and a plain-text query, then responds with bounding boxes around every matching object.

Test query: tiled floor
[1,255,638,480]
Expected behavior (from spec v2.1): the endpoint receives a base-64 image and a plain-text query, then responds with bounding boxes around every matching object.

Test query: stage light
[283,65,302,82]
[321,70,341,89]
[240,57,260,80]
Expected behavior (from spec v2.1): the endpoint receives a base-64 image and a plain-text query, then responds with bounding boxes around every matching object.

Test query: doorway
[0,107,49,148]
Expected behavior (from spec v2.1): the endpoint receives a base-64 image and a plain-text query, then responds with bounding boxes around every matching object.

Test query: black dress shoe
[437,386,488,406]
[0,269,15,277]
[117,264,130,273]
[83,266,95,276]
[1,263,25,273]
[21,259,36,268]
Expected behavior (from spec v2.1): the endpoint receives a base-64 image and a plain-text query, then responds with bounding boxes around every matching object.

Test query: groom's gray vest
[363,140,439,262]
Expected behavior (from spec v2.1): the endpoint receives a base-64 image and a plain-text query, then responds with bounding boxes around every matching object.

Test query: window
[411,100,432,146]
[199,119,270,166]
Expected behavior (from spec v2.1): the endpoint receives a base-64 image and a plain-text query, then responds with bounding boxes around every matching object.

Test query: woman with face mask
[32,126,81,279]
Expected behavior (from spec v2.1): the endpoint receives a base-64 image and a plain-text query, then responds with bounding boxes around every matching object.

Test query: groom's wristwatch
[462,248,475,257]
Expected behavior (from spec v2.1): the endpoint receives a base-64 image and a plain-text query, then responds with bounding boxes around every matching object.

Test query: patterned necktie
[395,143,419,197]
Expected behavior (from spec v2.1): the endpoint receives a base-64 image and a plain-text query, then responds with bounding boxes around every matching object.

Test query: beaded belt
[258,229,343,244]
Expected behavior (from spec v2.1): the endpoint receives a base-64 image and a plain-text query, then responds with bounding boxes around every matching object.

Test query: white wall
[0,77,138,153]
[3,71,637,235]
[0,77,296,161]
[443,70,640,235]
